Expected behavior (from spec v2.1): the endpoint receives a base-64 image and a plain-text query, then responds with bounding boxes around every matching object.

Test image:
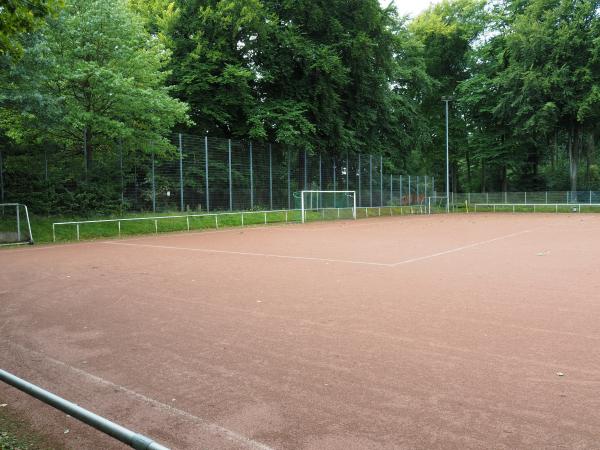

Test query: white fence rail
[451,191,600,205]
[472,203,600,213]
[52,205,429,242]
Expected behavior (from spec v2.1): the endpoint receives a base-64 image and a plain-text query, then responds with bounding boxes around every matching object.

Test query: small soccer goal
[299,190,356,223]
[0,203,34,246]
[427,196,449,214]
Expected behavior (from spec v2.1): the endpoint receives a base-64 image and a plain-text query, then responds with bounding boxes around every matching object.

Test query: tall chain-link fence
[0,133,433,215]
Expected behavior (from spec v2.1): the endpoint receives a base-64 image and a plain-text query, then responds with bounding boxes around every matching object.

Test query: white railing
[52,205,430,242]
[451,191,600,205]
[472,203,600,213]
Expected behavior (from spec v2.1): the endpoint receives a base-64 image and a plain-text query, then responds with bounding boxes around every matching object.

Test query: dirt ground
[2,213,600,449]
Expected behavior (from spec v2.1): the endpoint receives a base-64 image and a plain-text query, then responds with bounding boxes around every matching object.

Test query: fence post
[269,144,273,210]
[304,150,307,189]
[416,175,420,204]
[179,133,184,211]
[400,175,403,205]
[369,154,373,207]
[151,153,156,212]
[346,154,349,191]
[408,175,411,205]
[119,140,124,207]
[204,135,209,212]
[318,153,322,210]
[524,191,527,204]
[590,190,592,204]
[424,175,427,200]
[228,139,232,211]
[358,154,362,207]
[249,141,254,209]
[380,155,383,207]
[504,191,507,203]
[545,191,548,204]
[0,150,4,202]
[333,159,337,207]
[287,151,291,209]
[390,174,393,206]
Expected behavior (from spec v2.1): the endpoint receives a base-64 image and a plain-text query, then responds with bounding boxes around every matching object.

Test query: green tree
[410,0,487,192]
[1,0,189,167]
[487,0,600,192]
[0,0,61,56]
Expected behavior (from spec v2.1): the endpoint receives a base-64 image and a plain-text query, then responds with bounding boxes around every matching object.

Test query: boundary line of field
[4,342,275,450]
[103,229,533,268]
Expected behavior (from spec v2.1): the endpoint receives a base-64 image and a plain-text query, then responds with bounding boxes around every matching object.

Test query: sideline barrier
[52,205,429,242]
[472,203,600,213]
[0,369,169,449]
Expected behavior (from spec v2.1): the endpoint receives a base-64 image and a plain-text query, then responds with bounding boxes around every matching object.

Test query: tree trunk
[465,148,472,191]
[501,165,508,192]
[83,127,94,174]
[585,132,594,189]
[480,159,486,193]
[568,124,581,200]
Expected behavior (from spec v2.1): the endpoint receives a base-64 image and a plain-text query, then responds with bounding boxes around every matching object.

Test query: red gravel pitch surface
[2,213,600,449]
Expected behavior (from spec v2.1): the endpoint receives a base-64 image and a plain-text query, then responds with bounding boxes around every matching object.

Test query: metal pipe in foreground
[0,369,169,450]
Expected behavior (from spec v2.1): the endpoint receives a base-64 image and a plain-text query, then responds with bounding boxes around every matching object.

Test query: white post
[264,212,267,224]
[76,223,80,241]
[16,205,20,242]
[353,194,357,219]
[154,220,158,233]
[53,224,56,243]
[215,215,218,229]
[545,191,548,204]
[241,212,244,226]
[301,192,305,223]
[186,216,190,231]
[118,221,121,237]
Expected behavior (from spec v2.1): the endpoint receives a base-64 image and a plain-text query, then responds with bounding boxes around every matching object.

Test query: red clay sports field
[2,213,600,449]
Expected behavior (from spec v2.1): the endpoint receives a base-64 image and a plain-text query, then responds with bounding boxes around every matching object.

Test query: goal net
[298,191,356,223]
[427,196,449,214]
[0,203,34,246]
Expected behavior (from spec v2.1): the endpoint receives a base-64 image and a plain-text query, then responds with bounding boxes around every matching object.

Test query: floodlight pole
[442,97,452,213]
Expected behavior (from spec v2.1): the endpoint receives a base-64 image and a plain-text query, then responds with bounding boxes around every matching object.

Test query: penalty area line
[391,229,534,266]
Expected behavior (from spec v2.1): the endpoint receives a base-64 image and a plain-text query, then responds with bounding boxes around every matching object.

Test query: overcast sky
[379,0,441,18]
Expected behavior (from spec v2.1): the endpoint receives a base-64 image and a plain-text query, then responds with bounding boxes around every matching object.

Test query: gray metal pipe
[0,369,169,450]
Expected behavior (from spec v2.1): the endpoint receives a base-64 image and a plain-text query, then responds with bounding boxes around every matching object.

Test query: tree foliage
[2,0,600,215]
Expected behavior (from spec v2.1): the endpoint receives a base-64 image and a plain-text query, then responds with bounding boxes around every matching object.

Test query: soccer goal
[300,190,356,223]
[0,203,34,246]
[427,196,449,214]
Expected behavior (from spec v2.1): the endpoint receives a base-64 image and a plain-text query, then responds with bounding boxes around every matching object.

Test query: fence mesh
[0,134,432,215]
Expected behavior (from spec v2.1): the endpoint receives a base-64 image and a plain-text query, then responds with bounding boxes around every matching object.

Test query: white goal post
[300,190,356,223]
[0,203,34,246]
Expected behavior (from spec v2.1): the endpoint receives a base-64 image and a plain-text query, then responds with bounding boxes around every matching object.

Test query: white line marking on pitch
[102,229,533,268]
[390,229,534,266]
[102,241,393,267]
[7,342,274,450]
